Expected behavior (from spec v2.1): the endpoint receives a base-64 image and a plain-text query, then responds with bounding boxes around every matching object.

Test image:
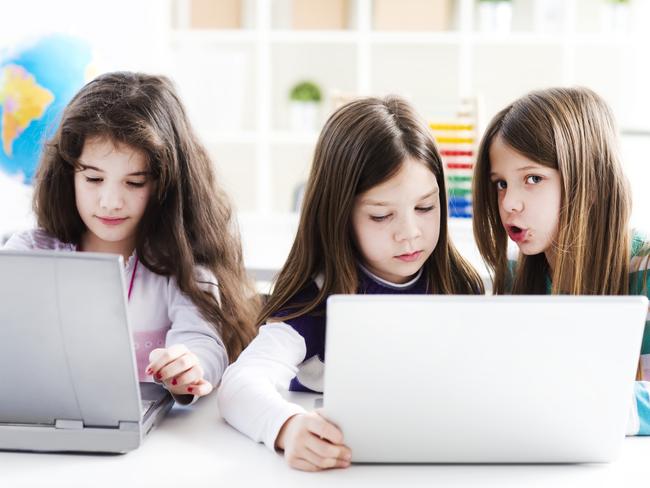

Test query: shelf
[470,32,565,46]
[171,29,257,44]
[167,0,649,215]
[269,30,357,44]
[200,131,258,145]
[370,32,462,45]
[201,131,323,146]
[270,131,319,145]
[170,30,636,49]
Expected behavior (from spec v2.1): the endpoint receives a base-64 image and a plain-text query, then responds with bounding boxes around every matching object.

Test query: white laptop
[0,250,173,453]
[323,295,648,463]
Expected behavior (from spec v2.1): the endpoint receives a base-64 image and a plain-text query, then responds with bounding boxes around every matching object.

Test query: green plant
[289,81,322,103]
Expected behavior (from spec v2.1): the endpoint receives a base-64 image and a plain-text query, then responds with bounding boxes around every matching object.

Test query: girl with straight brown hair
[218,95,484,471]
[471,86,650,435]
[4,71,260,403]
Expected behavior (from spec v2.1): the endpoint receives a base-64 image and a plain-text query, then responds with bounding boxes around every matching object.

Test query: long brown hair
[258,95,484,325]
[473,87,636,295]
[33,71,259,361]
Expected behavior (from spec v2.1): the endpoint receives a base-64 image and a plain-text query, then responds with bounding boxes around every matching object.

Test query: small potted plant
[289,80,322,132]
[477,0,512,34]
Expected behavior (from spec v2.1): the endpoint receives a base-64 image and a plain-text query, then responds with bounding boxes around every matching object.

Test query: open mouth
[507,225,528,243]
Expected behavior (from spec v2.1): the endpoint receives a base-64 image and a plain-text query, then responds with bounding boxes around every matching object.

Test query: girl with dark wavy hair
[4,71,260,404]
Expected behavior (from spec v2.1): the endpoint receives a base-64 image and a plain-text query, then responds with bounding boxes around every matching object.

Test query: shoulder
[194,264,219,290]
[631,230,649,258]
[162,263,221,304]
[2,228,74,251]
[273,278,322,319]
[630,230,650,272]
[629,231,650,296]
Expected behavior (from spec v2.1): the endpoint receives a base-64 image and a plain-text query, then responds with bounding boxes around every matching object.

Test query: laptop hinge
[55,419,84,430]
[119,421,139,432]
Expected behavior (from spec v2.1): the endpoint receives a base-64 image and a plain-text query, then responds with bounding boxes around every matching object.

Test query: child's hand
[146,345,213,397]
[275,411,352,471]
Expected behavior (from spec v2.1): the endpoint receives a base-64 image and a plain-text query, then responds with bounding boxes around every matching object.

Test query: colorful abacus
[429,118,476,219]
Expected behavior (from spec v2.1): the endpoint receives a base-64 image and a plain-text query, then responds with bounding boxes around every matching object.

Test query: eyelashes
[493,175,544,190]
[370,205,436,222]
[84,177,147,188]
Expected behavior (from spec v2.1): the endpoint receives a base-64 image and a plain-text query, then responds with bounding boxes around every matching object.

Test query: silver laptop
[0,250,173,453]
[323,295,648,463]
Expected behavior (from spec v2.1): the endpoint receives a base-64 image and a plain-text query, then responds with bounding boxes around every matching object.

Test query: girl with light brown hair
[218,95,484,471]
[471,86,650,435]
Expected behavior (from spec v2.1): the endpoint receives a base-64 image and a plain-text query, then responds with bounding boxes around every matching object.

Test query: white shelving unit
[168,0,650,215]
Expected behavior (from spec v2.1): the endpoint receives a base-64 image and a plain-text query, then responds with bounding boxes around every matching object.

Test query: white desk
[2,391,649,488]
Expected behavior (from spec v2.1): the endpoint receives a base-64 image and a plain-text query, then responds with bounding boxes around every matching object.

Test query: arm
[2,230,35,250]
[627,381,650,435]
[217,322,308,450]
[217,322,351,470]
[164,273,229,387]
[147,270,229,404]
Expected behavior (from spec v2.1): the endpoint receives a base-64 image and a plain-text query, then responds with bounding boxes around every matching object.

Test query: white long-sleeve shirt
[217,322,309,450]
[217,267,427,450]
[3,228,228,400]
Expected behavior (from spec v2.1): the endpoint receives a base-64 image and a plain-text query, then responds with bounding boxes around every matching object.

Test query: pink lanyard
[127,256,139,302]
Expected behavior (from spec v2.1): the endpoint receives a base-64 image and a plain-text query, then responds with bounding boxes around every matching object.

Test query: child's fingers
[173,365,205,387]
[145,348,166,376]
[184,380,213,396]
[304,434,352,464]
[157,352,199,381]
[146,344,189,376]
[300,442,348,470]
[287,458,320,472]
[168,378,212,397]
[306,415,345,446]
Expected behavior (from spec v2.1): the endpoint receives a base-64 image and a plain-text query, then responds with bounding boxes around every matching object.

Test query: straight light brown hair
[258,95,484,325]
[33,71,259,362]
[472,87,643,295]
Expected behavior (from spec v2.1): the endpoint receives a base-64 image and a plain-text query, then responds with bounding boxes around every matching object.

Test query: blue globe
[0,35,93,184]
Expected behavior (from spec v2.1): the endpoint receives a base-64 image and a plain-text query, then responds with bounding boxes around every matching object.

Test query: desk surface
[2,391,649,488]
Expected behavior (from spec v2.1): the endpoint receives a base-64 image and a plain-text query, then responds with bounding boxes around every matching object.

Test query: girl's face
[489,135,562,263]
[351,158,440,284]
[74,136,153,257]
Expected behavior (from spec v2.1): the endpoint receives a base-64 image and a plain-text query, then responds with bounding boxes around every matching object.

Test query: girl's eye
[127,181,146,188]
[495,180,507,190]
[370,214,390,222]
[526,175,543,184]
[415,205,435,213]
[85,177,102,184]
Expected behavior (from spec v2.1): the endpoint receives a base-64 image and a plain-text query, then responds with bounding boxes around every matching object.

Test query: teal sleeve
[634,382,650,435]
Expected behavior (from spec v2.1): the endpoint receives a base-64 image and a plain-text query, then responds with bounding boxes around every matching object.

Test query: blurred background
[1,0,648,280]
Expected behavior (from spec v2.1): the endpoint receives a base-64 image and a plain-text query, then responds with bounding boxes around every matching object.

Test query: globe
[0,35,93,184]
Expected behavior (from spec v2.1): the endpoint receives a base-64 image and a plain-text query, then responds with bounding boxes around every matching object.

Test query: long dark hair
[258,95,484,325]
[33,71,259,361]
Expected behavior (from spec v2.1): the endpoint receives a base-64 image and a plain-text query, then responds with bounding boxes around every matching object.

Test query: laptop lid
[0,251,143,429]
[323,295,648,463]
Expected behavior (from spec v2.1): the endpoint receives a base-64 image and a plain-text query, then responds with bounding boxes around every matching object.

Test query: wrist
[275,414,299,451]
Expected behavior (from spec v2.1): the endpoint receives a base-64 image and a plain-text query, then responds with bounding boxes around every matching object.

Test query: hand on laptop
[275,411,352,471]
[146,345,213,397]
